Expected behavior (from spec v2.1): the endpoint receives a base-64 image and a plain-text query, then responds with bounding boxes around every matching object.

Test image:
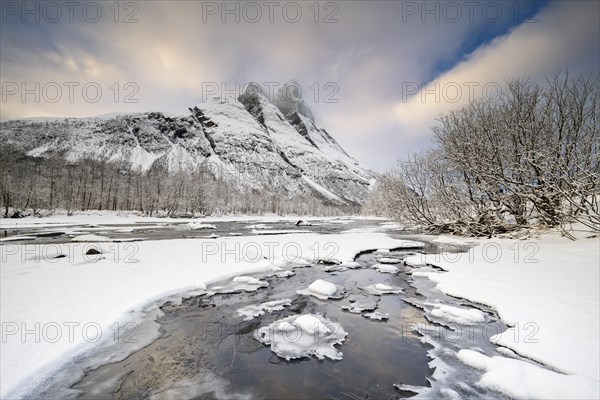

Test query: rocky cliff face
[0,83,375,204]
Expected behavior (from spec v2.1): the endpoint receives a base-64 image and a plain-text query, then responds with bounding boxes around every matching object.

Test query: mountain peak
[274,81,315,123]
[242,82,267,98]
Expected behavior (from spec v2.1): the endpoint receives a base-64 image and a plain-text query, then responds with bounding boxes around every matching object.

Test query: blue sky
[0,0,598,171]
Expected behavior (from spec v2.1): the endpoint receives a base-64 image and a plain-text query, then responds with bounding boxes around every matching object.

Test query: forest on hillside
[0,147,359,218]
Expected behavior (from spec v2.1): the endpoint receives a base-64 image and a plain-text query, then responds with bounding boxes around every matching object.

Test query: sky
[0,0,598,171]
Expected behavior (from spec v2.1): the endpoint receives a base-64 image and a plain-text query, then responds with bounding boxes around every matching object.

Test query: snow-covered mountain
[0,83,375,204]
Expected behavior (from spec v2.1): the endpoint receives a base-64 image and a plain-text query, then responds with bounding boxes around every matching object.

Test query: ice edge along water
[404,233,600,399]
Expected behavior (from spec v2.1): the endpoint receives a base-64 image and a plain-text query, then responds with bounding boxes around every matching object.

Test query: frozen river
[3,218,518,399]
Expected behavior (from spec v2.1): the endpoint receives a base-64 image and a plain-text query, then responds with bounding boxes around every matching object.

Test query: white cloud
[0,1,597,171]
[391,0,600,141]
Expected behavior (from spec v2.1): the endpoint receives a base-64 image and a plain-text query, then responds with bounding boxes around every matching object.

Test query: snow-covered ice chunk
[363,311,389,321]
[377,257,403,264]
[186,222,217,230]
[372,263,399,274]
[322,265,348,273]
[404,254,428,267]
[237,299,292,321]
[430,304,485,324]
[274,270,295,278]
[254,313,347,361]
[363,283,404,295]
[232,276,262,285]
[296,279,340,299]
[341,293,379,313]
[207,276,268,295]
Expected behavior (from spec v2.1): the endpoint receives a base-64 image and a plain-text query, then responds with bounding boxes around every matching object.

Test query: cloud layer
[1,0,597,171]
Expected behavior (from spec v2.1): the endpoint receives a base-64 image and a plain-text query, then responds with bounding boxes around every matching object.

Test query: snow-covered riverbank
[406,231,600,399]
[1,214,598,399]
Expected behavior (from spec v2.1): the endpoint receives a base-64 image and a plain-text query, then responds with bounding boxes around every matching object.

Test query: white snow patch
[457,349,599,399]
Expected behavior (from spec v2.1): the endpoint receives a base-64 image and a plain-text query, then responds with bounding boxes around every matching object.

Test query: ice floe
[237,299,292,321]
[296,279,341,299]
[254,313,347,360]
[372,263,399,274]
[363,283,404,295]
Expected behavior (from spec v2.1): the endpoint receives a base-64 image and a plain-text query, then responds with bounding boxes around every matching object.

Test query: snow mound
[363,283,404,295]
[254,313,347,361]
[296,279,339,299]
[237,299,292,321]
[377,257,403,264]
[363,311,389,321]
[457,349,599,399]
[373,263,399,274]
[430,304,485,324]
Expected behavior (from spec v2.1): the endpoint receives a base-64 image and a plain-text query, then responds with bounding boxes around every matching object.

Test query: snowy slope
[0,84,375,204]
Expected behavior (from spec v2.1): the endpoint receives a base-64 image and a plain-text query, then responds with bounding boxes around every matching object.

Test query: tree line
[366,72,599,237]
[0,147,358,218]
